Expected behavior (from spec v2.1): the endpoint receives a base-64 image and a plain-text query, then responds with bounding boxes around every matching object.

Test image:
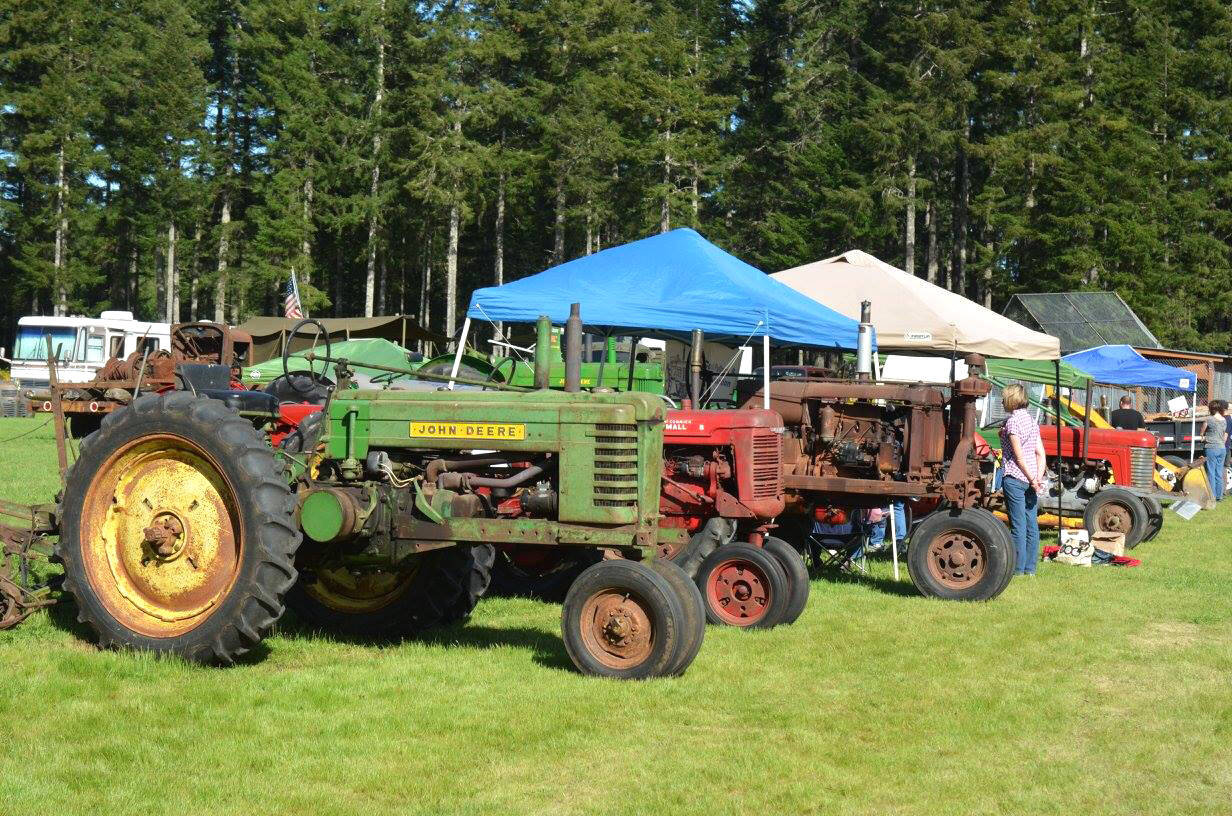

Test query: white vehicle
[3,311,171,389]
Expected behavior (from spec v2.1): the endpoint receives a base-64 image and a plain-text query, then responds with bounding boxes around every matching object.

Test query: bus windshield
[14,326,75,361]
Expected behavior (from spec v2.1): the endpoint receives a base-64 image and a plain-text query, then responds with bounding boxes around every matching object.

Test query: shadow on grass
[808,564,922,598]
[275,611,574,672]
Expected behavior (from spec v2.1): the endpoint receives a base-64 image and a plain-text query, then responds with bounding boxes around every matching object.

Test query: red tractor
[1038,424,1164,547]
[491,405,808,630]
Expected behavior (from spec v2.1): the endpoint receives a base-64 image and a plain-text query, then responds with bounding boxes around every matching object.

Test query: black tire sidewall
[759,536,810,625]
[907,509,1013,601]
[287,544,494,639]
[58,392,299,663]
[1083,488,1148,549]
[648,558,705,676]
[561,560,683,679]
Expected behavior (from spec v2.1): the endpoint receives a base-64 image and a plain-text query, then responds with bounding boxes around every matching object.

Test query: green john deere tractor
[49,311,705,679]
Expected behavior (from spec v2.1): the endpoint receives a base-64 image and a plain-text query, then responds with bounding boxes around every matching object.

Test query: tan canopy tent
[236,315,446,363]
[772,250,1060,360]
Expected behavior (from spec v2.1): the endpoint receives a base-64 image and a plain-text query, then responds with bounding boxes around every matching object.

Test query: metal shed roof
[1002,292,1160,355]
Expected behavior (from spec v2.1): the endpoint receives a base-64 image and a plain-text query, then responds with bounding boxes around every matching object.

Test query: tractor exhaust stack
[856,300,873,380]
[534,315,552,390]
[564,303,583,392]
[689,329,704,406]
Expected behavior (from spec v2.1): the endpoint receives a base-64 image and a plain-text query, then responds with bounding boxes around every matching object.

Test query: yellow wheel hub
[80,435,242,638]
[302,562,420,615]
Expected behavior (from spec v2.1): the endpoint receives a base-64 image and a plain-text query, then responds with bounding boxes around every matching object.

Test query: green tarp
[241,338,418,384]
[983,357,1092,388]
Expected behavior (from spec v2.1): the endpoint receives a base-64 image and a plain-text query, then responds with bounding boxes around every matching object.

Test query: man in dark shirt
[1110,396,1145,430]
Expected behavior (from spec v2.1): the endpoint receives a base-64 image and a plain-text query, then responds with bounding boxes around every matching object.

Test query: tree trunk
[363,0,386,318]
[585,204,594,256]
[129,247,139,316]
[54,142,68,316]
[691,162,700,226]
[660,126,672,233]
[493,172,505,352]
[165,222,177,323]
[553,174,566,262]
[925,199,938,284]
[302,173,314,284]
[904,154,916,276]
[951,113,970,296]
[446,196,459,348]
[419,254,432,354]
[214,193,230,322]
[377,254,386,314]
[189,224,201,320]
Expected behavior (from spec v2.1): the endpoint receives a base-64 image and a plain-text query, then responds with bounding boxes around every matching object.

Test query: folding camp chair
[805,512,870,576]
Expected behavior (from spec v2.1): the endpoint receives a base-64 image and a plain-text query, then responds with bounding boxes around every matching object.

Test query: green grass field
[1,416,1229,815]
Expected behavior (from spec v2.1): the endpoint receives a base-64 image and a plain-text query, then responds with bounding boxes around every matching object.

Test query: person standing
[999,384,1046,576]
[1203,400,1228,502]
[1110,395,1145,430]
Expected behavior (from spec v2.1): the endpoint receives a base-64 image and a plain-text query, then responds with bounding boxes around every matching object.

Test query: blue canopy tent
[1062,345,1196,392]
[460,228,869,407]
[1063,344,1198,458]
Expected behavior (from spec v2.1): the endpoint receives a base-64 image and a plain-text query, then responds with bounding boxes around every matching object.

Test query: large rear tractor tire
[907,508,1014,601]
[561,559,689,679]
[648,558,706,676]
[760,536,810,625]
[286,543,495,640]
[487,545,600,603]
[694,543,789,628]
[56,392,300,664]
[1083,487,1148,550]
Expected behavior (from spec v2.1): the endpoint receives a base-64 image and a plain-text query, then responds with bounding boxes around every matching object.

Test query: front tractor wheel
[57,393,300,664]
[907,508,1014,601]
[561,559,689,679]
[694,543,789,628]
[1083,488,1148,549]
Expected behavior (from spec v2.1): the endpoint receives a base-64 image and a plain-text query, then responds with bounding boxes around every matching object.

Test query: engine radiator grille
[751,431,782,499]
[593,423,639,507]
[1130,446,1155,489]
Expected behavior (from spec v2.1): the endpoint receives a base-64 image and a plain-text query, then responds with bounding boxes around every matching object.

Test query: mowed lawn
[1,416,1229,816]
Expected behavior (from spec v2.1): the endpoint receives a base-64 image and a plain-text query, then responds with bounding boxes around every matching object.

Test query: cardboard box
[1091,531,1126,557]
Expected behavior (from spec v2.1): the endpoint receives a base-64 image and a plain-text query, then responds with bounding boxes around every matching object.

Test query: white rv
[4,311,171,389]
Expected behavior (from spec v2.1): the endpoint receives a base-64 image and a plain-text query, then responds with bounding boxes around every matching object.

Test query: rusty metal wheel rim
[79,434,243,638]
[1095,502,1133,535]
[705,558,771,626]
[578,589,655,670]
[302,560,420,614]
[925,530,986,589]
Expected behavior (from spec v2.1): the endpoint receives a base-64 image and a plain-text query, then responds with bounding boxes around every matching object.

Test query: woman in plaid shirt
[999,384,1046,576]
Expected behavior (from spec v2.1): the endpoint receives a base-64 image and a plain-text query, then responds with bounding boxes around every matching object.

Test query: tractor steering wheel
[283,318,333,395]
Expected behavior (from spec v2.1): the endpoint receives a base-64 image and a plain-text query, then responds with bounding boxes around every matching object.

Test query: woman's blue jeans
[1205,446,1226,502]
[1002,476,1039,575]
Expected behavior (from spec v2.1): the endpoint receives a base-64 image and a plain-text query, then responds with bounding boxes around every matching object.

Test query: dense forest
[2,1,1231,351]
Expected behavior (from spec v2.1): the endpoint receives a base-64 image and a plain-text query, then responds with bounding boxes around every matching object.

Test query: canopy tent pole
[1055,360,1062,538]
[762,335,770,410]
[446,316,471,391]
[1190,398,1197,462]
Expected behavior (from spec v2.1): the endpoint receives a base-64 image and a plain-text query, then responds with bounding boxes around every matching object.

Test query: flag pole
[291,270,307,318]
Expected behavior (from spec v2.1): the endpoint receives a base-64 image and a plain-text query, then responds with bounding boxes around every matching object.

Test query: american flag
[283,273,304,319]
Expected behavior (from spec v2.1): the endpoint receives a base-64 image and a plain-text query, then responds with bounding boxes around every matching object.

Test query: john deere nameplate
[409,421,526,440]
